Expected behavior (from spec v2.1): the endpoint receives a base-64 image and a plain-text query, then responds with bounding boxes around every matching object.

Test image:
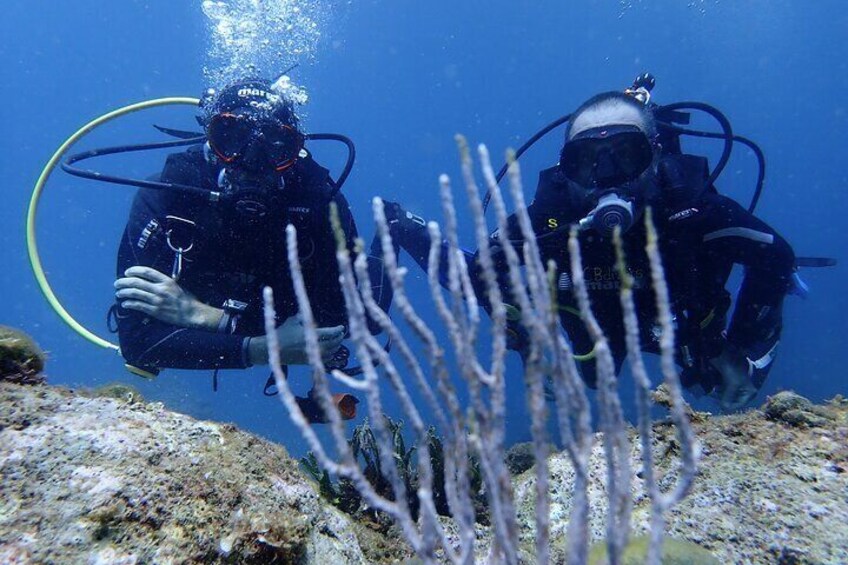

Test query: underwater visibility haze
[2,2,848,560]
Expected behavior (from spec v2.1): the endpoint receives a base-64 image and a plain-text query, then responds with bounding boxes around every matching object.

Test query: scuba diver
[111,77,361,424]
[383,78,797,413]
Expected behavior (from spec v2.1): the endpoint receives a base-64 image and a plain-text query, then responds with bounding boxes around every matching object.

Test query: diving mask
[207,110,305,172]
[560,125,654,189]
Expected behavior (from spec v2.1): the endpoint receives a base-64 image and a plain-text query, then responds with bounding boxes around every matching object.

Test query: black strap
[263,365,289,396]
[106,305,120,333]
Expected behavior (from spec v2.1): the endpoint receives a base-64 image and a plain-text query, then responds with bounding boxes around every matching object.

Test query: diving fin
[795,256,837,268]
[295,392,359,424]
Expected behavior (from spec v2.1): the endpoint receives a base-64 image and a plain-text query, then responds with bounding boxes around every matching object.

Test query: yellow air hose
[26,97,201,352]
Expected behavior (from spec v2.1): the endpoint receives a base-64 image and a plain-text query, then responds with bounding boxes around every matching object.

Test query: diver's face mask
[207,110,304,174]
[560,125,655,236]
[206,109,305,221]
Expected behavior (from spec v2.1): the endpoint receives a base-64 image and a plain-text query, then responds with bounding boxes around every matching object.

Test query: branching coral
[263,139,698,565]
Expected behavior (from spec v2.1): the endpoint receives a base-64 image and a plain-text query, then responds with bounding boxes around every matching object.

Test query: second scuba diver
[112,78,360,423]
[383,82,796,413]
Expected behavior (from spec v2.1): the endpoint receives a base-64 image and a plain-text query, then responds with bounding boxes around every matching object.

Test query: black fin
[796,257,837,268]
[154,124,205,139]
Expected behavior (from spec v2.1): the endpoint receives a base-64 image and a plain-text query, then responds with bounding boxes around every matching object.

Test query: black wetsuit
[393,154,795,392]
[115,145,357,374]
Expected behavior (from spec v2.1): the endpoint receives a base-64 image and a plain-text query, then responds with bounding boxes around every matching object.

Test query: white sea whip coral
[262,139,698,565]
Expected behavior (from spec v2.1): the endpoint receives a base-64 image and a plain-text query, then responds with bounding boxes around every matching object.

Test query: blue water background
[2,1,846,458]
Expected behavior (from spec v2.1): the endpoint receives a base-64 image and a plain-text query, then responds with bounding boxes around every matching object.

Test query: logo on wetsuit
[583,266,646,291]
[668,207,700,222]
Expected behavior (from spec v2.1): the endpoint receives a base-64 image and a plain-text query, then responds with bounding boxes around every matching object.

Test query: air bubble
[202,0,334,89]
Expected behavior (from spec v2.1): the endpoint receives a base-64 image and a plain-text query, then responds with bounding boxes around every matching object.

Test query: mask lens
[560,139,598,186]
[561,131,653,187]
[259,124,303,171]
[207,113,252,162]
[610,132,653,178]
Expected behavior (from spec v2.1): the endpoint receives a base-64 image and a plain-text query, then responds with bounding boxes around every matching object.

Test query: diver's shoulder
[538,165,569,189]
[161,145,212,181]
[289,153,335,200]
[130,146,211,216]
[533,165,584,221]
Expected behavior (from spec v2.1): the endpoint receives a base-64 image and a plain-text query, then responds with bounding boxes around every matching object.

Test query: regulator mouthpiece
[579,193,634,236]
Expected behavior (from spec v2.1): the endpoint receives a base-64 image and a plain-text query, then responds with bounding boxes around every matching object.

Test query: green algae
[0,326,46,385]
[587,535,720,565]
[764,390,836,428]
[301,416,488,529]
[89,381,145,403]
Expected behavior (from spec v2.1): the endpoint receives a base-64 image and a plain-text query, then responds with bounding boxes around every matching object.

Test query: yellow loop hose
[26,97,201,351]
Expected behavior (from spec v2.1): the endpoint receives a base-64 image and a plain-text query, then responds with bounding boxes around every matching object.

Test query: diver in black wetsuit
[385,90,795,413]
[113,78,359,423]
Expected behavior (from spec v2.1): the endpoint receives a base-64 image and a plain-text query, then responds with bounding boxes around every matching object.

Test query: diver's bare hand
[115,266,222,330]
[247,316,344,366]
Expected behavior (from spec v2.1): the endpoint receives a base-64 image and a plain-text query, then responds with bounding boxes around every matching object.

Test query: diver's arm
[115,266,224,330]
[119,316,343,370]
[305,190,359,328]
[696,194,795,394]
[382,200,433,275]
[115,245,343,371]
[119,324,252,371]
[245,317,345,366]
[470,197,552,356]
[115,221,251,371]
[116,297,251,371]
[118,298,343,371]
[478,193,551,300]
[699,195,794,345]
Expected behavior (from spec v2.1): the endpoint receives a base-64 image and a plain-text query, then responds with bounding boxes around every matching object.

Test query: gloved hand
[274,316,345,365]
[247,316,345,366]
[381,200,426,237]
[502,302,531,356]
[709,342,758,413]
[506,324,531,356]
[324,344,351,371]
[115,266,221,329]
